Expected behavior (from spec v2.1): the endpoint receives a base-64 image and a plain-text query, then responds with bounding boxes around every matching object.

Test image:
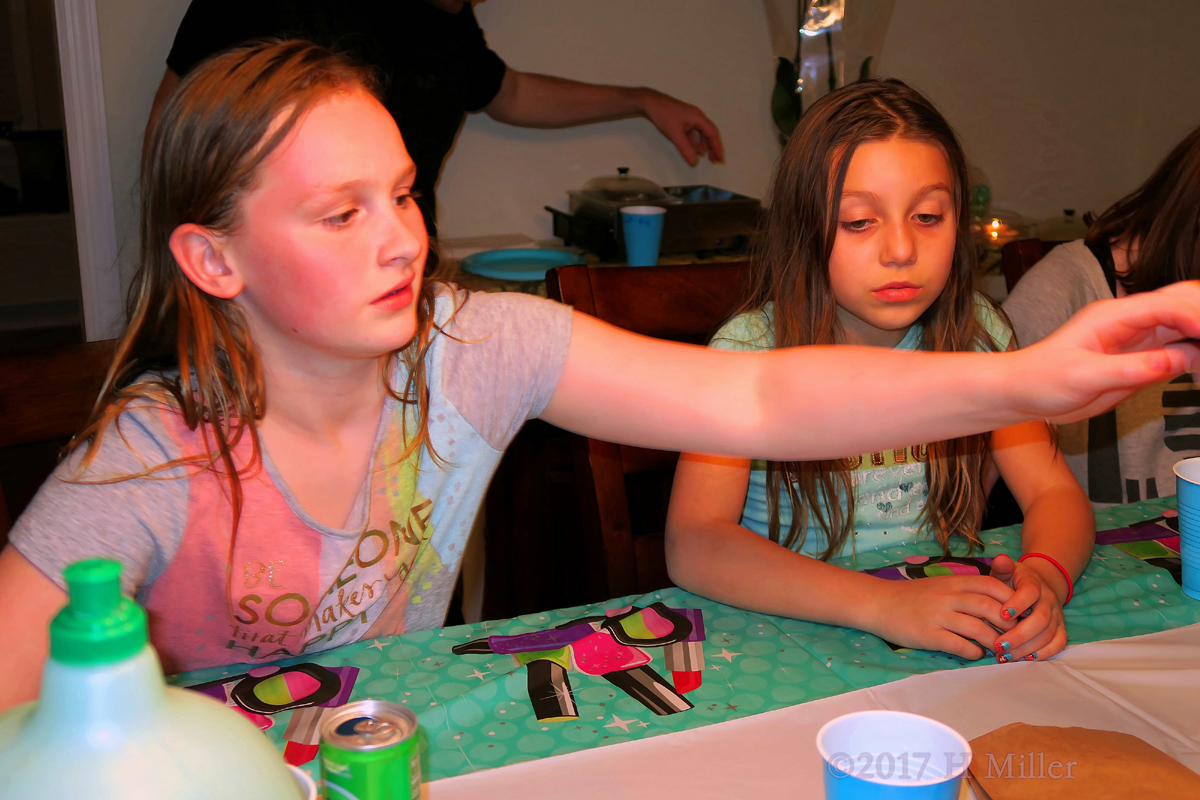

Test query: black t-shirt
[166,0,507,234]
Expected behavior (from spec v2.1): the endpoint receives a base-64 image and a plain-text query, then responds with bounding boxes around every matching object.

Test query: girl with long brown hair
[1004,124,1200,508]
[667,79,1095,665]
[2,47,1199,710]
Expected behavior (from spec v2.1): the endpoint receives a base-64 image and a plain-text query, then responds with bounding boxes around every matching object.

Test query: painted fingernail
[1025,652,1038,661]
[997,641,1011,652]
[1001,608,1015,621]
[997,654,1010,664]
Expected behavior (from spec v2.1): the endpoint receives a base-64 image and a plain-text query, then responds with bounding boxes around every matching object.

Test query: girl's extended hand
[1017,282,1200,424]
[868,575,1016,660]
[986,553,1069,662]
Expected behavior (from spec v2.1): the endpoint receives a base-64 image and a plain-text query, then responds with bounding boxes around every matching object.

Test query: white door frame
[53,0,122,341]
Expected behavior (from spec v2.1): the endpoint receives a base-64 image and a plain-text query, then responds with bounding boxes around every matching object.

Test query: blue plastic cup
[1176,499,1200,518]
[1173,459,1200,600]
[1182,551,1200,600]
[1176,510,1200,539]
[620,205,667,266]
[817,710,971,800]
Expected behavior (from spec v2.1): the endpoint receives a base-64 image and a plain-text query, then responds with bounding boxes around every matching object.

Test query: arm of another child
[0,546,67,709]
[665,454,1015,660]
[542,284,1200,460]
[986,419,1094,662]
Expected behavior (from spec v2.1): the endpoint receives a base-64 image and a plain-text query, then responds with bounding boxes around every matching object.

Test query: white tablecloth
[429,624,1200,798]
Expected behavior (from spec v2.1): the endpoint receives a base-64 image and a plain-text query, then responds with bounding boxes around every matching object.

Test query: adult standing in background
[145,0,724,237]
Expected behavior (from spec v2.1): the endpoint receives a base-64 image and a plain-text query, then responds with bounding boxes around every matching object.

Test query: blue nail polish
[997,653,1010,663]
[1005,607,1016,620]
[998,641,1011,652]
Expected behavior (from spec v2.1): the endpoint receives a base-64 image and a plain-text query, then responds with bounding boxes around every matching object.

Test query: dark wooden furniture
[1001,239,1066,292]
[545,261,754,600]
[479,417,590,621]
[0,339,118,543]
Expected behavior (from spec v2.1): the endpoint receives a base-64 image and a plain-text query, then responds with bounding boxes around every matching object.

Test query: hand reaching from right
[1012,282,1200,424]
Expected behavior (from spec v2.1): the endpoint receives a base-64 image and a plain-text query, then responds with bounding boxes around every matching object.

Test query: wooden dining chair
[0,339,118,544]
[1001,239,1067,292]
[545,261,754,600]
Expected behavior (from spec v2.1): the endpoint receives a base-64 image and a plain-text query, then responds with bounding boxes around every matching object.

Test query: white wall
[878,0,1200,224]
[94,0,190,286]
[436,0,780,240]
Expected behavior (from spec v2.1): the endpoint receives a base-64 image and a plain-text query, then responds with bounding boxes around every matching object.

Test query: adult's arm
[484,69,723,166]
[540,284,1200,461]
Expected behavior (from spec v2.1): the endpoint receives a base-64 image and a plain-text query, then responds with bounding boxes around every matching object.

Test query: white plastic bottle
[0,559,304,799]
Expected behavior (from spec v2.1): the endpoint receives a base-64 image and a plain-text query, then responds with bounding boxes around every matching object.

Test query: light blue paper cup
[620,205,667,266]
[1173,458,1200,600]
[817,711,971,800]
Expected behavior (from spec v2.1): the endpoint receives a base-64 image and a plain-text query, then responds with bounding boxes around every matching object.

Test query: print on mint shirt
[849,445,929,539]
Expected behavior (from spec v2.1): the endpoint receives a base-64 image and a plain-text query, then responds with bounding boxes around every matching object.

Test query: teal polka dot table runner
[170,498,1199,783]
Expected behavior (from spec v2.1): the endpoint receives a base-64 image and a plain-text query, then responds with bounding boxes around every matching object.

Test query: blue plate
[460,248,585,282]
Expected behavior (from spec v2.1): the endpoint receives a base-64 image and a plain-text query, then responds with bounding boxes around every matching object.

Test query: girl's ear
[169,223,244,299]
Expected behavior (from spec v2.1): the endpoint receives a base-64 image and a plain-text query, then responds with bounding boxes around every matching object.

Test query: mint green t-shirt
[710,293,1013,560]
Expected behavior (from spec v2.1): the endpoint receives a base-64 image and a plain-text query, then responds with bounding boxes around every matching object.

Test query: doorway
[0,0,81,356]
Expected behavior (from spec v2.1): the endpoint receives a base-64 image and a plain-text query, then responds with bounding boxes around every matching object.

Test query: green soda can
[320,700,421,800]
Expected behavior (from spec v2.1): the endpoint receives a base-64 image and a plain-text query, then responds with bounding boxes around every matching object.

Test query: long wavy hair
[743,78,1002,560]
[67,41,449,567]
[1085,123,1200,294]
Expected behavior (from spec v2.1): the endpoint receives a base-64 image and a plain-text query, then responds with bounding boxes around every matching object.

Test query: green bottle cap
[50,559,147,665]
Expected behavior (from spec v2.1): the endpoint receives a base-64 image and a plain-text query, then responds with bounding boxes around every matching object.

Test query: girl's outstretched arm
[985,421,1095,663]
[664,454,1014,660]
[540,284,1200,459]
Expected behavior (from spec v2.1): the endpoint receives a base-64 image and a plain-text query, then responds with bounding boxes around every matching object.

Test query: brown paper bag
[969,723,1200,799]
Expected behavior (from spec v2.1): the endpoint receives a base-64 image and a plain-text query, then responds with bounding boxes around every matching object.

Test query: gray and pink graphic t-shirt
[11,289,572,673]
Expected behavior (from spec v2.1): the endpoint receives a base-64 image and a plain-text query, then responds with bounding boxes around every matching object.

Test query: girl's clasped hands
[872,553,1070,662]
